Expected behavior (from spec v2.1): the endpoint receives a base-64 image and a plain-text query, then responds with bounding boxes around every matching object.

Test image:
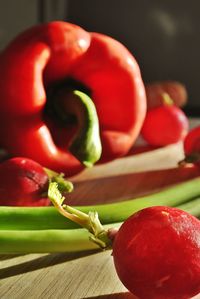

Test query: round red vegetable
[0,157,49,206]
[112,206,200,299]
[183,126,200,166]
[141,103,189,146]
[145,81,188,109]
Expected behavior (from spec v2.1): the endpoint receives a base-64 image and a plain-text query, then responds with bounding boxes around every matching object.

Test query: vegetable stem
[177,197,200,217]
[48,182,111,249]
[44,168,74,193]
[0,195,200,254]
[1,177,200,230]
[0,223,121,254]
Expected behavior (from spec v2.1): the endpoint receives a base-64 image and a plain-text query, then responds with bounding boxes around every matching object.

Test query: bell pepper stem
[68,90,102,167]
[53,89,102,167]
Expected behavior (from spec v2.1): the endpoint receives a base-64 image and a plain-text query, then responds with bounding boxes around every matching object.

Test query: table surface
[1,119,200,299]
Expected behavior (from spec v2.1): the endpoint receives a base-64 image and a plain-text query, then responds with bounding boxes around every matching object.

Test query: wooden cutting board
[0,142,200,299]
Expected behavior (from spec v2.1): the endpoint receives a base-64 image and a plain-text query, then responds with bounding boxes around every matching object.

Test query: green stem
[44,168,73,193]
[54,89,102,167]
[1,177,200,230]
[48,182,110,248]
[177,197,200,217]
[0,196,200,254]
[71,90,102,167]
[162,92,174,105]
[47,182,91,231]
[0,223,119,254]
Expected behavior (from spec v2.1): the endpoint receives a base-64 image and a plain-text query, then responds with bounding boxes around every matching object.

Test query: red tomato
[141,105,189,146]
[112,206,200,299]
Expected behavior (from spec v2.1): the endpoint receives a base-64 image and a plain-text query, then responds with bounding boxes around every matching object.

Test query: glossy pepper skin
[0,21,146,176]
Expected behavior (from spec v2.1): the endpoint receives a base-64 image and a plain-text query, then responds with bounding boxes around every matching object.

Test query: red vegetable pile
[0,20,199,299]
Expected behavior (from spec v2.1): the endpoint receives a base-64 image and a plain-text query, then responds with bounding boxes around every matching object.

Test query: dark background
[0,0,199,115]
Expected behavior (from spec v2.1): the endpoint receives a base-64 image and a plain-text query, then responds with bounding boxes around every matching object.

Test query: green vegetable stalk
[0,176,200,254]
[1,176,200,230]
[0,196,199,254]
[0,223,120,254]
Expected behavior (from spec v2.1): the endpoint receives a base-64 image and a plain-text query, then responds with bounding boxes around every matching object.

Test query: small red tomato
[112,206,200,299]
[141,104,189,146]
[0,157,49,206]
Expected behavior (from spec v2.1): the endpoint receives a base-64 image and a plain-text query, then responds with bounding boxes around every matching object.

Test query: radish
[145,81,188,109]
[180,126,200,167]
[112,206,200,299]
[47,184,200,298]
[0,157,73,206]
[0,182,200,298]
[141,94,189,147]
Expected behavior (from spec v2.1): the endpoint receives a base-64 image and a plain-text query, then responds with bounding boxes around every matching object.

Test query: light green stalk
[0,176,200,230]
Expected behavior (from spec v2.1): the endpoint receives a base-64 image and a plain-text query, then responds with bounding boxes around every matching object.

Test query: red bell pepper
[0,21,146,176]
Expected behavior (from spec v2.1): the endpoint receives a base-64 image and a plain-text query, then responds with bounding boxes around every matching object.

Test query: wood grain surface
[0,138,200,299]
